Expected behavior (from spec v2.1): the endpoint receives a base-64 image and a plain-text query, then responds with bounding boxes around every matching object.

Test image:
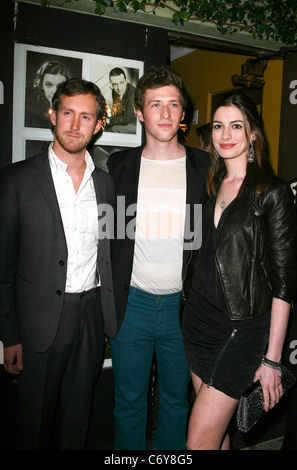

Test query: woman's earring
[214,148,220,160]
[248,140,255,163]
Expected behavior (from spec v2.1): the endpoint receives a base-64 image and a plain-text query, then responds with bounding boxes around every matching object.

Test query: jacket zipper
[260,260,272,291]
[207,328,238,388]
[249,223,258,317]
[250,253,255,316]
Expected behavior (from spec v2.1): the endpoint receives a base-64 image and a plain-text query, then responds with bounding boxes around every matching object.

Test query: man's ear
[94,119,102,135]
[135,108,144,122]
[49,110,56,127]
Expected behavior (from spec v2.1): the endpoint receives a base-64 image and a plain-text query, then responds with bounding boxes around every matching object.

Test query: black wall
[278,52,297,181]
[0,1,14,169]
[0,1,168,169]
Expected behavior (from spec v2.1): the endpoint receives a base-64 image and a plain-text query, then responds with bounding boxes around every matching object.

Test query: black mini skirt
[182,291,270,399]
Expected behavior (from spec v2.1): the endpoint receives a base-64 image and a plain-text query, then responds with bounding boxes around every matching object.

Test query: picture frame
[13,43,143,162]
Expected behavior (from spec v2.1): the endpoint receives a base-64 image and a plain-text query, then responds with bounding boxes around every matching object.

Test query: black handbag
[237,365,296,433]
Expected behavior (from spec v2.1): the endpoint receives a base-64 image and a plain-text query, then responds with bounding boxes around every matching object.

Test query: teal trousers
[111,286,190,450]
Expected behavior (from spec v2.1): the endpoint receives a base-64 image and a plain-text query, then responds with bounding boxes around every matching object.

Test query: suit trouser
[110,286,190,450]
[16,287,105,450]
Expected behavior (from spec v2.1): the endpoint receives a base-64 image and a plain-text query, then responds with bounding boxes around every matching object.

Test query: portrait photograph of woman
[24,50,82,129]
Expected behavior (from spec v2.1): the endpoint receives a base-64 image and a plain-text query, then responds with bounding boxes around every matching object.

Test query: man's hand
[4,343,23,374]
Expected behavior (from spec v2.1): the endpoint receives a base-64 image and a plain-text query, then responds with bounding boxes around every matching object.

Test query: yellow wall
[171,49,283,173]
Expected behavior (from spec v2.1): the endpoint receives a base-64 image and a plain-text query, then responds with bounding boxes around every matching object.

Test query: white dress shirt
[48,144,99,293]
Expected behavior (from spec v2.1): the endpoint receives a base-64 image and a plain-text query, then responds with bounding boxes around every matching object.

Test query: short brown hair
[135,65,189,112]
[51,77,106,121]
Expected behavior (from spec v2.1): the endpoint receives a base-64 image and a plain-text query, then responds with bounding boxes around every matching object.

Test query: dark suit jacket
[0,151,117,352]
[108,145,209,331]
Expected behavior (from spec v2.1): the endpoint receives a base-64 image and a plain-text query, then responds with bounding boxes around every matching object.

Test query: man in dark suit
[0,78,117,449]
[106,67,136,134]
[108,65,209,450]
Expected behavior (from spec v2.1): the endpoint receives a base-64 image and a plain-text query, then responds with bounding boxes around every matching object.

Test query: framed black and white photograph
[89,57,143,146]
[13,44,143,162]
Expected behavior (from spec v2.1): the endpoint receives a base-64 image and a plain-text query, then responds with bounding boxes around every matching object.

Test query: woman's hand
[253,362,283,412]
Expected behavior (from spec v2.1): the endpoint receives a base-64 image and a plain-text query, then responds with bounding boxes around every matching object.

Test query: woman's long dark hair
[206,93,275,196]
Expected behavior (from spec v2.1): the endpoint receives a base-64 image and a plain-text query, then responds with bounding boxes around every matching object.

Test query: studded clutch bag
[237,365,296,433]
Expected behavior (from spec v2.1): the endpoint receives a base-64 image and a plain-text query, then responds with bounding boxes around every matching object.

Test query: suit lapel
[32,152,65,230]
[114,147,142,260]
[92,167,105,206]
[33,152,105,225]
[92,168,115,242]
[186,147,207,206]
[120,147,142,209]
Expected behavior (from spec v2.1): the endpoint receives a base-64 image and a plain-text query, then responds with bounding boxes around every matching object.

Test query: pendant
[220,200,225,209]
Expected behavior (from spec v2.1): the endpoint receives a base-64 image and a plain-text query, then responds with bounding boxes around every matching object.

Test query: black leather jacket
[184,176,297,321]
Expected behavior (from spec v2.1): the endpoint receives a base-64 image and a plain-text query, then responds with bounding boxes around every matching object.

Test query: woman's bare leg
[187,371,239,450]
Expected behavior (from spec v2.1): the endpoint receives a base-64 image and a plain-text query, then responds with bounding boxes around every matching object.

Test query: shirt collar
[48,142,95,176]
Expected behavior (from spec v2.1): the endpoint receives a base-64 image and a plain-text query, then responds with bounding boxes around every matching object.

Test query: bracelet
[262,356,282,370]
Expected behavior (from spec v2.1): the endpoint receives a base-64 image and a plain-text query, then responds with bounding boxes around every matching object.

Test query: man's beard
[54,129,90,154]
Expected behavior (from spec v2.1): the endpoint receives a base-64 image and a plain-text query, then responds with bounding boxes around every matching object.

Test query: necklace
[219,178,227,209]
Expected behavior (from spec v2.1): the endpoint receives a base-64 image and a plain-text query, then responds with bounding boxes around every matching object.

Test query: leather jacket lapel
[216,192,261,246]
